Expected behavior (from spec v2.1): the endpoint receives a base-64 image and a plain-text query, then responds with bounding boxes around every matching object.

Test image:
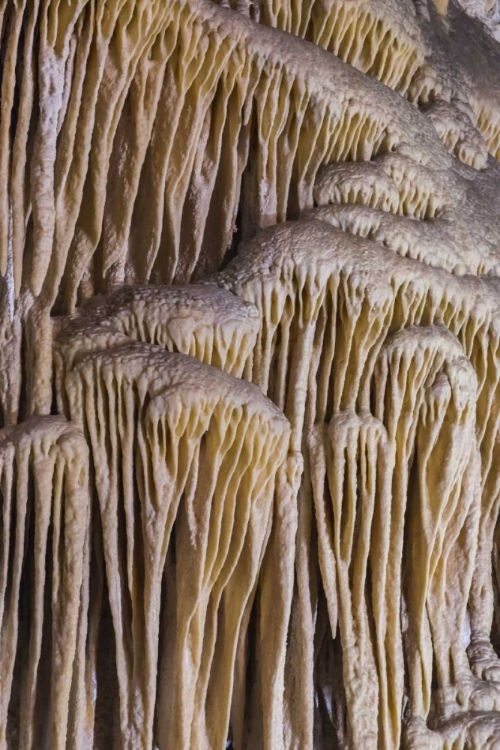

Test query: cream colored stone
[0,0,500,748]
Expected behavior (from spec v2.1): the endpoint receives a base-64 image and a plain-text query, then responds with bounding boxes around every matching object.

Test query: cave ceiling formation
[1,0,500,748]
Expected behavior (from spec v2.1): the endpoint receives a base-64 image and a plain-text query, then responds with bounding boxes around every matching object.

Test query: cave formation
[1,0,500,747]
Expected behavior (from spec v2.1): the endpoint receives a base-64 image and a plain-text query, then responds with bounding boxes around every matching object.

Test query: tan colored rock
[0,417,90,750]
[62,342,291,748]
[214,214,500,745]
[53,284,260,412]
[1,0,500,748]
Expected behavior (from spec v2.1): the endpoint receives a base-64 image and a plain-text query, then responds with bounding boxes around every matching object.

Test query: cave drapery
[2,0,500,747]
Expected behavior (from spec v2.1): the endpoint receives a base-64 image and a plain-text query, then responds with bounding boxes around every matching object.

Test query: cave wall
[1,0,500,747]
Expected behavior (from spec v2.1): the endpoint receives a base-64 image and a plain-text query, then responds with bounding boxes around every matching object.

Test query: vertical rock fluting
[0,418,90,749]
[1,0,500,748]
[215,217,500,746]
[60,342,292,749]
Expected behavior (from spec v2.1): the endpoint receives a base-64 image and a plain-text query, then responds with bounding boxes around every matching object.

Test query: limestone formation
[0,417,90,749]
[1,0,500,748]
[61,343,291,748]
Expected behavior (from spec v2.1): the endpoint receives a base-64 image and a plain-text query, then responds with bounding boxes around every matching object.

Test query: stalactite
[0,417,90,749]
[1,0,500,747]
[59,342,291,748]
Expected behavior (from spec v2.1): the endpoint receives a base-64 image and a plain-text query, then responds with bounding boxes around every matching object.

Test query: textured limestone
[0,417,90,750]
[63,343,291,749]
[213,215,500,747]
[1,0,500,748]
[53,283,260,411]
